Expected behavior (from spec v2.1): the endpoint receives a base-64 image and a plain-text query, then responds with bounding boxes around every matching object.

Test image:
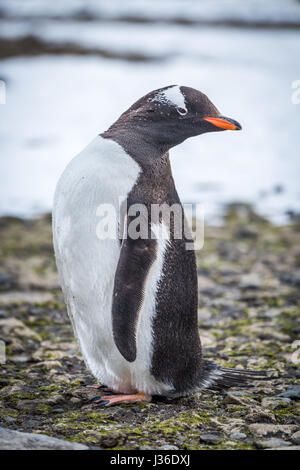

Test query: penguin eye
[176,107,187,116]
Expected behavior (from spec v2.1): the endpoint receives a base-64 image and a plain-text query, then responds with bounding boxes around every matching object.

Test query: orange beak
[202,116,242,131]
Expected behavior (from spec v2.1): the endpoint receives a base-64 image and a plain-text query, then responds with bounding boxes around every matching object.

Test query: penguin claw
[98,400,110,407]
[89,395,103,403]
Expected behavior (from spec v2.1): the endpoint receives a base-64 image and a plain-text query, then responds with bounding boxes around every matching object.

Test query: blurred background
[0,0,299,225]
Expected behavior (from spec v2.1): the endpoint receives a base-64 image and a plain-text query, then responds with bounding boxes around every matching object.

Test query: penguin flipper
[112,235,157,362]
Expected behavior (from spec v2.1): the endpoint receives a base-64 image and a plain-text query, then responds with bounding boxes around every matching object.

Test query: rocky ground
[0,204,299,450]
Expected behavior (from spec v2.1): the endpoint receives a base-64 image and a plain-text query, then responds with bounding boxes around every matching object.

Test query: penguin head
[115,85,242,149]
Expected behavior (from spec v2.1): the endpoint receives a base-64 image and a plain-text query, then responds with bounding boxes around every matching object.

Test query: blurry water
[0,0,300,223]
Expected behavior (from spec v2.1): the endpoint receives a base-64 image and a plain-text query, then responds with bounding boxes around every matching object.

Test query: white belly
[52,136,171,395]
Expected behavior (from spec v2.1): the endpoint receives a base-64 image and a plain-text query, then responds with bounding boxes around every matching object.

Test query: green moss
[39,385,60,392]
[2,392,36,401]
[263,297,284,307]
[35,404,53,413]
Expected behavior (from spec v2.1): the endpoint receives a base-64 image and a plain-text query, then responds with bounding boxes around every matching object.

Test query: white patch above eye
[151,85,186,109]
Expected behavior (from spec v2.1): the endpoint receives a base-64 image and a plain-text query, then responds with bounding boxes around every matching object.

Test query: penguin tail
[199,360,269,391]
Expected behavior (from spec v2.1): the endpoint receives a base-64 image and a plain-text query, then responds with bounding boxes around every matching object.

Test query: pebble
[261,397,291,409]
[3,416,16,424]
[158,445,179,450]
[10,355,31,363]
[271,446,300,450]
[239,273,261,289]
[224,393,252,406]
[291,431,300,445]
[70,397,81,404]
[277,386,300,400]
[0,426,89,450]
[199,434,222,445]
[229,432,247,440]
[255,438,292,449]
[248,424,297,438]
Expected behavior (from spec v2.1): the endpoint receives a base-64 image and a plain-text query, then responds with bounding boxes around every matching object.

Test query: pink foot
[97,392,152,407]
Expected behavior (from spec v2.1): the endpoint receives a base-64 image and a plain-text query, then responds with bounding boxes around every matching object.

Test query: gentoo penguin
[53,85,265,407]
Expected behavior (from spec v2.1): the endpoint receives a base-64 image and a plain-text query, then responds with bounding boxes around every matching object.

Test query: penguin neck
[100,125,170,170]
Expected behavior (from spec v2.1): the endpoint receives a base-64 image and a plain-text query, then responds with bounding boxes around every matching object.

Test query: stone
[268,446,300,450]
[291,431,300,445]
[2,416,16,424]
[31,360,62,371]
[239,274,261,289]
[256,438,292,449]
[0,427,89,450]
[0,291,53,306]
[234,227,258,240]
[224,392,253,406]
[0,318,41,342]
[10,355,32,363]
[158,445,179,450]
[277,386,300,400]
[245,411,276,424]
[199,434,222,445]
[70,397,81,404]
[230,432,247,440]
[261,397,291,409]
[248,424,297,438]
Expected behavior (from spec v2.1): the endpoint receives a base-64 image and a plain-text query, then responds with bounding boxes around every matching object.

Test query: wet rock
[277,386,300,400]
[248,424,297,438]
[10,354,32,363]
[158,445,179,450]
[279,272,300,287]
[241,323,290,341]
[291,431,300,445]
[224,393,254,406]
[0,381,27,396]
[0,317,41,342]
[229,432,247,440]
[0,291,54,306]
[234,227,258,240]
[3,416,17,425]
[70,397,82,404]
[0,274,17,291]
[271,446,300,450]
[261,397,291,409]
[199,434,222,445]
[255,438,292,449]
[51,373,71,383]
[0,426,89,450]
[100,432,126,448]
[239,274,261,290]
[31,360,62,370]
